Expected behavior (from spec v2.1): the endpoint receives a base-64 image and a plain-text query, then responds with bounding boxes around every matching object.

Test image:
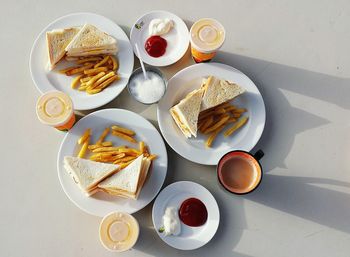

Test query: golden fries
[139,141,145,152]
[197,102,248,147]
[78,129,91,145]
[206,125,225,148]
[71,74,84,89]
[75,125,156,166]
[92,146,126,153]
[224,116,249,137]
[148,154,157,161]
[203,115,230,134]
[111,130,136,143]
[84,66,108,75]
[78,136,90,158]
[58,55,120,95]
[111,125,135,136]
[110,56,118,70]
[96,127,110,145]
[94,56,110,68]
[96,75,118,90]
[66,63,94,76]
[76,57,102,64]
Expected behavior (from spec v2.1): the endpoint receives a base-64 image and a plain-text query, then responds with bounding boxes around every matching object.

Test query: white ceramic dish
[57,109,168,217]
[130,10,189,67]
[152,181,220,250]
[30,12,134,110]
[157,63,266,165]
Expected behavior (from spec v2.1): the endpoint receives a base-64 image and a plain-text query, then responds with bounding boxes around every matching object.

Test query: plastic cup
[190,18,226,63]
[36,91,75,131]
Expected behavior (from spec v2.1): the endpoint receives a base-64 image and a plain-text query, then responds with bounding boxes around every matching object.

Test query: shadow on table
[213,52,350,234]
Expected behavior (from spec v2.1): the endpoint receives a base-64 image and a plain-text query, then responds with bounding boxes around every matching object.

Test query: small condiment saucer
[152,181,220,250]
[130,10,189,67]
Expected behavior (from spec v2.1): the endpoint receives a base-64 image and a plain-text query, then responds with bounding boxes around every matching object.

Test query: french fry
[58,66,78,74]
[200,116,214,132]
[111,130,136,143]
[118,148,141,156]
[119,160,134,169]
[78,83,88,91]
[96,75,118,90]
[86,88,101,94]
[111,125,135,136]
[78,136,90,158]
[93,71,115,88]
[80,76,92,83]
[224,106,236,112]
[66,63,94,76]
[234,108,247,114]
[78,128,91,145]
[92,146,125,153]
[143,144,150,157]
[65,56,79,61]
[88,141,113,150]
[110,56,118,70]
[96,127,110,145]
[231,113,242,118]
[86,72,106,89]
[84,67,108,75]
[94,55,110,68]
[101,141,113,147]
[139,141,145,152]
[224,116,249,137]
[226,117,237,123]
[113,156,136,164]
[71,74,84,89]
[147,154,157,161]
[206,125,225,148]
[203,115,230,134]
[76,57,102,64]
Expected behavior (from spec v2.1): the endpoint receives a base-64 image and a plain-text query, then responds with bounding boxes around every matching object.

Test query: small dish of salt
[127,66,166,104]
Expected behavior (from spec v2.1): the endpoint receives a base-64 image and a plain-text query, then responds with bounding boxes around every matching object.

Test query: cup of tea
[217,150,264,194]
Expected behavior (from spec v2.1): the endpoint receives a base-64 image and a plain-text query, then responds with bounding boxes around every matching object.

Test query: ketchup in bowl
[145,35,167,57]
[179,198,208,227]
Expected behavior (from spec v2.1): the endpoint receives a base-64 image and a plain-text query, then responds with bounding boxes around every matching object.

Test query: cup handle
[253,150,264,161]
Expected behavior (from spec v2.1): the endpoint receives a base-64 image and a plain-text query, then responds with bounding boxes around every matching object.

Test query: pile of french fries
[59,55,119,95]
[198,102,249,148]
[77,125,157,169]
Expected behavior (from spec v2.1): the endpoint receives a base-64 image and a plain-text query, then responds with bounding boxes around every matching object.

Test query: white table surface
[2,0,350,256]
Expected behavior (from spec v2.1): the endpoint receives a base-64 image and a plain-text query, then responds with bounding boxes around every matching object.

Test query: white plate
[130,10,189,67]
[57,109,168,217]
[157,63,266,165]
[30,12,134,110]
[152,181,220,250]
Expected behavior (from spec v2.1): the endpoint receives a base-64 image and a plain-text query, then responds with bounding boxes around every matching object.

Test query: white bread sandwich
[98,155,151,200]
[200,76,245,111]
[65,24,118,57]
[169,88,204,138]
[46,27,80,69]
[64,156,120,196]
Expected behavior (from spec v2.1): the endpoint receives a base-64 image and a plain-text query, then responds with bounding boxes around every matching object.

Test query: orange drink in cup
[36,91,75,131]
[190,18,226,63]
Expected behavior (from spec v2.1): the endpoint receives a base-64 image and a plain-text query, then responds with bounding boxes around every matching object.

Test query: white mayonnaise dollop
[162,206,181,236]
[149,18,174,36]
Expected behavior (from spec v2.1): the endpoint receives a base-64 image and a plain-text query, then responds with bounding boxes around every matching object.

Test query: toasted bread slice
[46,27,80,69]
[65,24,118,56]
[170,88,204,138]
[200,76,245,111]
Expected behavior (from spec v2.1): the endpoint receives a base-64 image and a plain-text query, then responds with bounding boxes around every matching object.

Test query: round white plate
[152,181,220,250]
[57,109,168,217]
[30,12,134,110]
[157,63,266,165]
[130,10,189,67]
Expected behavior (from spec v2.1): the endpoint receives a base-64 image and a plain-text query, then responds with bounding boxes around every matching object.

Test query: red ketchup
[179,198,208,227]
[145,35,167,57]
